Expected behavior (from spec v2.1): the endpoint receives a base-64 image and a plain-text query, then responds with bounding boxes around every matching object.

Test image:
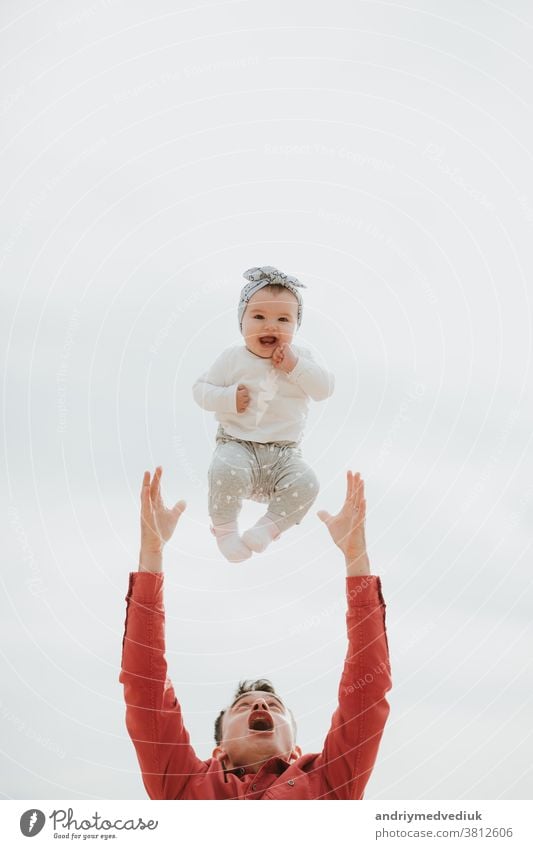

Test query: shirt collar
[227,756,290,778]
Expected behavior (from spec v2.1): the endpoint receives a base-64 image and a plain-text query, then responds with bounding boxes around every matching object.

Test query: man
[120,467,391,800]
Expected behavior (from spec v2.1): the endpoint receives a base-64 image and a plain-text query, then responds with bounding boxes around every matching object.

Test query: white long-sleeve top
[192,345,334,443]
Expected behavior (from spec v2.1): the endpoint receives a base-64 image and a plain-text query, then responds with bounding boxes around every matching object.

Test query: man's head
[238,266,306,358]
[212,679,301,773]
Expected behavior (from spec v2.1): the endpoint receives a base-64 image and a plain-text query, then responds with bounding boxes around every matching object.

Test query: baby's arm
[275,344,334,401]
[192,350,244,413]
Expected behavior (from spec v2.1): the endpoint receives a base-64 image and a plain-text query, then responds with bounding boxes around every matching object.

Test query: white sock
[211,521,252,563]
[241,516,281,554]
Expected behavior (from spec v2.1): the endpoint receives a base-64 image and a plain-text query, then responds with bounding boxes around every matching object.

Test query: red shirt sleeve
[119,572,207,799]
[315,574,392,799]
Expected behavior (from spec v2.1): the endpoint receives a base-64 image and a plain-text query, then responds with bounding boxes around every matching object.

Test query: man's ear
[289,745,302,762]
[212,745,229,767]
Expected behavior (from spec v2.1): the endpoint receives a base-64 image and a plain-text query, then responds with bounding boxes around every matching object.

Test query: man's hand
[272,343,298,373]
[317,471,370,576]
[236,383,251,413]
[139,466,186,573]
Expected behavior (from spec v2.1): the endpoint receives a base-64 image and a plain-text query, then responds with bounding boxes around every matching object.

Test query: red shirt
[120,572,391,800]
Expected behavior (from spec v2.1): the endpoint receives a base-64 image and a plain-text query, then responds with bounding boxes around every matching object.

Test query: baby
[193,266,334,562]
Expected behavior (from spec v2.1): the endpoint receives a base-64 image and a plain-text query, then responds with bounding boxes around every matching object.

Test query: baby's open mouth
[248,710,274,732]
[259,336,278,346]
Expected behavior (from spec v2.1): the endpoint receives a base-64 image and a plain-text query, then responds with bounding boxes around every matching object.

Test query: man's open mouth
[248,710,274,732]
[259,336,278,346]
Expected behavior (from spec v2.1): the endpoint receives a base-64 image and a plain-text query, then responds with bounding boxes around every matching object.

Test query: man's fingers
[172,499,187,517]
[345,470,352,501]
[141,470,150,499]
[141,472,154,514]
[354,476,364,508]
[317,510,331,524]
[350,472,361,502]
[150,466,162,503]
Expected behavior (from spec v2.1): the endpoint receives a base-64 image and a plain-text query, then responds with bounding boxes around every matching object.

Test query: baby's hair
[261,283,285,295]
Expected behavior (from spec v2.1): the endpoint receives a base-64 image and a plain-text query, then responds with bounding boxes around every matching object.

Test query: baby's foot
[242,516,281,554]
[211,522,252,563]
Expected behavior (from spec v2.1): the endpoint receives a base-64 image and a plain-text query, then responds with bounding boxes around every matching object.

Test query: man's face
[213,690,301,772]
[241,288,298,358]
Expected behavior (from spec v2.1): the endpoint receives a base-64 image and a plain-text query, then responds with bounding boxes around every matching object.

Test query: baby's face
[241,288,299,358]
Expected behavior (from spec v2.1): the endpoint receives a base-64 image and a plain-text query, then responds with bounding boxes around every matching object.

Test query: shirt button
[287,779,295,786]
[252,784,257,791]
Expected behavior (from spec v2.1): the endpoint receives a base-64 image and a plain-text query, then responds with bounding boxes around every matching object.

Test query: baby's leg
[268,451,320,531]
[242,447,319,553]
[208,441,255,562]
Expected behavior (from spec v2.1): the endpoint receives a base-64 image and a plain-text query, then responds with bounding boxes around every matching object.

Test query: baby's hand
[272,343,298,373]
[236,383,251,413]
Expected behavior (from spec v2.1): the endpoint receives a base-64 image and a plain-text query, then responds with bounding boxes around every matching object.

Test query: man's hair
[214,678,297,745]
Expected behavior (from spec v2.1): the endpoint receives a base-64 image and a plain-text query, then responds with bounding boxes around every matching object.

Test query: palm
[141,467,186,551]
[317,471,367,561]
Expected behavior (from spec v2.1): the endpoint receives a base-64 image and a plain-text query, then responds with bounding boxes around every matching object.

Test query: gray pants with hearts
[208,426,319,532]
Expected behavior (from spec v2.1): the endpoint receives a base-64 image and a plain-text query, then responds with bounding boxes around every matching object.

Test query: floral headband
[238,266,306,330]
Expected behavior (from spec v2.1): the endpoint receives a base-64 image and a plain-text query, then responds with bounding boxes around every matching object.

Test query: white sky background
[1,0,532,801]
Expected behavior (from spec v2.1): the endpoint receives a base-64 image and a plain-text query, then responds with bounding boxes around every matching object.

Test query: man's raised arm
[315,472,392,799]
[119,468,206,799]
